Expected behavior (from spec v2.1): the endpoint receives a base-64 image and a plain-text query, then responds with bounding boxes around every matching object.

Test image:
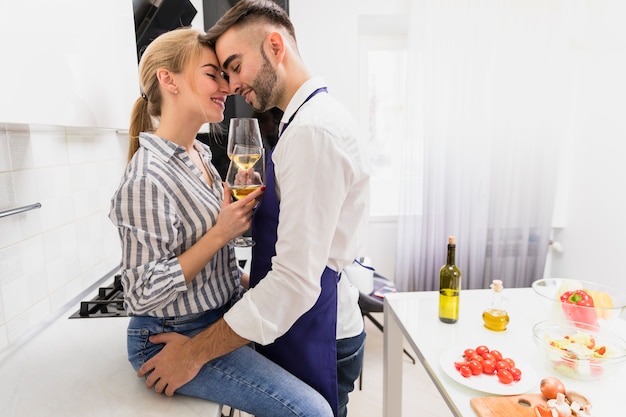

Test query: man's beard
[250,47,279,112]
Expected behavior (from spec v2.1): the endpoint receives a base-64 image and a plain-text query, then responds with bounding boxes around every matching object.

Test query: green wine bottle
[439,236,461,323]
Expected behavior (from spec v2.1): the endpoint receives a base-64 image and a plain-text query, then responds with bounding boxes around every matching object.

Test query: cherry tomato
[468,360,483,375]
[503,358,516,368]
[475,345,489,356]
[481,359,495,375]
[459,365,472,378]
[496,369,514,384]
[509,367,522,381]
[490,349,503,362]
[463,349,476,360]
[454,346,521,385]
[495,360,510,372]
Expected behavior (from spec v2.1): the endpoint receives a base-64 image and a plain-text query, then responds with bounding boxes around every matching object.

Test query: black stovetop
[69,275,127,319]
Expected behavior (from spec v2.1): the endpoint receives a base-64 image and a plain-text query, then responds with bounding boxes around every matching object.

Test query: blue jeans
[336,330,366,417]
[127,309,333,417]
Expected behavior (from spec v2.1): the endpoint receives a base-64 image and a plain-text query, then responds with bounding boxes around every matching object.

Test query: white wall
[189,0,205,30]
[290,0,407,124]
[0,124,127,357]
[291,0,408,279]
[548,21,626,292]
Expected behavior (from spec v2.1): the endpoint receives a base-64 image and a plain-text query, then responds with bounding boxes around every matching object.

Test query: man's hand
[136,319,250,397]
[137,332,201,396]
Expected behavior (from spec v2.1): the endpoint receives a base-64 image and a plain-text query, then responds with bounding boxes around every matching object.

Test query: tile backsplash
[0,123,128,356]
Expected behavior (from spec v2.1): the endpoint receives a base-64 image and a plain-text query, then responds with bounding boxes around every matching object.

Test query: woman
[109,28,332,417]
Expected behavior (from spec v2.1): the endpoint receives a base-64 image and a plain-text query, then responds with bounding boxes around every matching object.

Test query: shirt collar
[139,132,210,162]
[139,133,178,162]
[280,76,327,128]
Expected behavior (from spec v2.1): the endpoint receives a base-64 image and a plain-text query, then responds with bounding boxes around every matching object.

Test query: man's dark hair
[201,0,295,46]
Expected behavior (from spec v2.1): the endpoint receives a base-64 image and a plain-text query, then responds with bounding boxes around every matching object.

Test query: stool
[357,273,415,390]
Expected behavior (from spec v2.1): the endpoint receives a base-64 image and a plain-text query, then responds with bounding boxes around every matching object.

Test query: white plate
[439,346,537,395]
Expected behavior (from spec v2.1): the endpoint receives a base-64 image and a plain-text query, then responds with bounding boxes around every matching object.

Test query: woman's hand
[215,184,265,241]
[176,184,265,284]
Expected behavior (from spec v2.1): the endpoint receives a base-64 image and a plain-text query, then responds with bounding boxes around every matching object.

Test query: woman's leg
[127,314,332,417]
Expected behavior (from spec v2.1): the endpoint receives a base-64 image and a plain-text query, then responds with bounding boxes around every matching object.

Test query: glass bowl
[532,320,626,380]
[531,278,626,327]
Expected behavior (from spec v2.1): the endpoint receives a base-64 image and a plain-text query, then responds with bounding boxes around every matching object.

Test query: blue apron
[250,89,339,415]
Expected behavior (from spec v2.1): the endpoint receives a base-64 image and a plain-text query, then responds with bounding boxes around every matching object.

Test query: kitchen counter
[0,309,222,416]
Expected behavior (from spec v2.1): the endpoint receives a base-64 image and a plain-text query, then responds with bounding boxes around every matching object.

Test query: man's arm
[137,318,248,396]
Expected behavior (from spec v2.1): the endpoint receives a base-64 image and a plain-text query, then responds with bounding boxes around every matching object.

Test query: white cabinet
[0,0,139,129]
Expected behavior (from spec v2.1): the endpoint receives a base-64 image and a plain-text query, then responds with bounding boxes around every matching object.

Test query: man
[138,2,370,416]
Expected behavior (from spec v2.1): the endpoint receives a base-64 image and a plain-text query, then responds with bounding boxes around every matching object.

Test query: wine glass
[227,118,263,160]
[225,144,265,247]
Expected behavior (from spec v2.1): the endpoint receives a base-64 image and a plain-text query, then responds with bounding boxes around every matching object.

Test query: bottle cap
[490,279,503,292]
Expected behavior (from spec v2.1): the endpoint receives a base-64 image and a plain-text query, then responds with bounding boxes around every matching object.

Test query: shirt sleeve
[110,173,187,315]
[224,124,355,344]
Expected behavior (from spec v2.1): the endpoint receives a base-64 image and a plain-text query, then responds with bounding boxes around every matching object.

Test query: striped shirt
[109,133,239,317]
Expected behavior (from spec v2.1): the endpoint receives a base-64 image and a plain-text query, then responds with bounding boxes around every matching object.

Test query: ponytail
[127,96,154,162]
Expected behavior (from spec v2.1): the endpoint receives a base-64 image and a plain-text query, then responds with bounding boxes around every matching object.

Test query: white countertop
[0,308,221,416]
[383,289,626,417]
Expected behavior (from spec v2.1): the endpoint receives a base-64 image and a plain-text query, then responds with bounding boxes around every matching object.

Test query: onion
[540,377,566,400]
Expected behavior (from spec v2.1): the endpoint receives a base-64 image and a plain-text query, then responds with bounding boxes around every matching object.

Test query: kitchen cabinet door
[0,0,139,129]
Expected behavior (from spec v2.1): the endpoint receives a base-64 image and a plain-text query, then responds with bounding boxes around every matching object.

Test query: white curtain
[395,0,591,291]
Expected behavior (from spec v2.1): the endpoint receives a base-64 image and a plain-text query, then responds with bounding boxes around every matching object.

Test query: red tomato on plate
[464,349,476,360]
[481,359,496,375]
[475,345,490,356]
[496,369,514,384]
[503,358,516,368]
[459,365,472,378]
[468,360,483,375]
[509,367,522,381]
[495,360,510,372]
[490,349,503,362]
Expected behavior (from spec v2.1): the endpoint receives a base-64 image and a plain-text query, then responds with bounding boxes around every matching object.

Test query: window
[359,35,411,216]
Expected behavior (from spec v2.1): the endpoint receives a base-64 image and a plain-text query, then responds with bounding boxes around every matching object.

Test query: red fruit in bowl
[560,290,597,328]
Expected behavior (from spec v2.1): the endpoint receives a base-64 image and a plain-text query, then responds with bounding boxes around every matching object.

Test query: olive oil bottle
[483,279,509,331]
[439,236,461,323]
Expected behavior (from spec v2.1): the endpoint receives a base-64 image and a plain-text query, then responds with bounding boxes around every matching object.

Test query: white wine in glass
[227,118,263,160]
[225,145,265,247]
[232,146,263,170]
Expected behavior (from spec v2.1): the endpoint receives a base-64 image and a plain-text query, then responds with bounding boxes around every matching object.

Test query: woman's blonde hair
[128,27,207,161]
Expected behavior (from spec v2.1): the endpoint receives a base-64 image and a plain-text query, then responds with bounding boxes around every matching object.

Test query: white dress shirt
[224,77,370,344]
